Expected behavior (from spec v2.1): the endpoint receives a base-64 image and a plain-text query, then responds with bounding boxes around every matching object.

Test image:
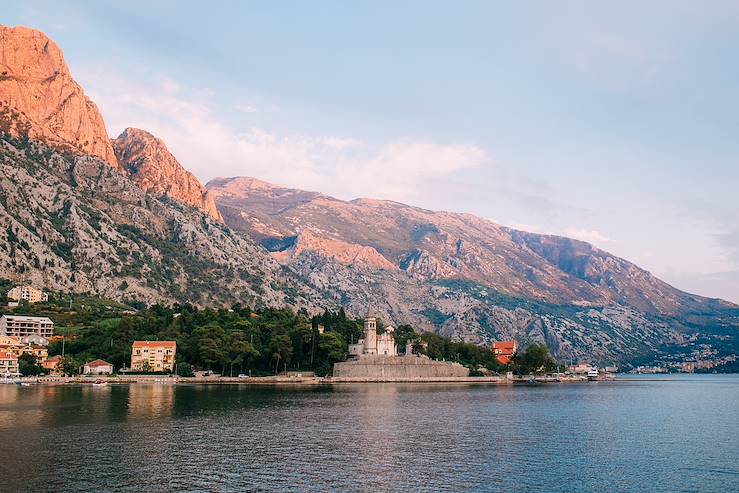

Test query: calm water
[0,375,737,492]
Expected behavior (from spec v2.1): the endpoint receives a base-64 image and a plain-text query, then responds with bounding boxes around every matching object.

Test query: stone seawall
[333,355,470,379]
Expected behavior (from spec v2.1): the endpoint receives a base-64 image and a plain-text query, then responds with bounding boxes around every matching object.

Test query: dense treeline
[7,298,506,376]
[3,286,558,376]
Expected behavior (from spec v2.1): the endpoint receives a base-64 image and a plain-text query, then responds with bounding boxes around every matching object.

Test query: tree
[410,337,428,356]
[18,352,44,376]
[269,335,293,374]
[176,362,194,377]
[194,323,227,372]
[514,344,556,375]
[59,356,81,376]
[394,324,417,354]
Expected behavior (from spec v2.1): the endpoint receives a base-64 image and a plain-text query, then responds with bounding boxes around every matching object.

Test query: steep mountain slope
[0,132,326,309]
[0,25,221,220]
[208,176,736,362]
[113,128,222,221]
[208,176,728,314]
[0,26,119,168]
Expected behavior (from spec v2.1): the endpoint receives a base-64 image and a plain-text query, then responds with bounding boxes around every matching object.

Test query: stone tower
[363,308,377,355]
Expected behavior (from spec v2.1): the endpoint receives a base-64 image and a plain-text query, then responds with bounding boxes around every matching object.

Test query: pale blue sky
[4,1,739,302]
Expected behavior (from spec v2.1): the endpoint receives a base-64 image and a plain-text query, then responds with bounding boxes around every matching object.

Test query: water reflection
[0,377,736,492]
[126,383,176,420]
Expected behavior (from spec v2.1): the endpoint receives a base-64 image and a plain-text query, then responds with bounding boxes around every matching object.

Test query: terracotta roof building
[43,355,63,373]
[82,359,113,375]
[131,341,176,373]
[492,341,517,365]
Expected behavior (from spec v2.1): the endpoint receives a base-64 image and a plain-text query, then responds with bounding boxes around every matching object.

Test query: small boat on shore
[92,380,108,387]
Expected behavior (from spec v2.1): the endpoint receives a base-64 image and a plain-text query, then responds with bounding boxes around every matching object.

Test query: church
[348,309,398,357]
[334,308,469,379]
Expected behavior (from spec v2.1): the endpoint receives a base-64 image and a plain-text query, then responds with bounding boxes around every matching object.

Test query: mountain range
[1,25,736,365]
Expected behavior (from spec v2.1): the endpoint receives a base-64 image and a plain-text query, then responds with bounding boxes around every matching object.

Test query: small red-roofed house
[82,359,114,375]
[492,341,517,365]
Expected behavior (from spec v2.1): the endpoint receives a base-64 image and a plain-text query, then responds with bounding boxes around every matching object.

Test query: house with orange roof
[131,341,176,372]
[0,348,19,377]
[43,355,63,374]
[82,359,113,375]
[492,341,517,365]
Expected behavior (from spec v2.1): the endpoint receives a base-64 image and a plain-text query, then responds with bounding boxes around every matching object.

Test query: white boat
[587,369,599,381]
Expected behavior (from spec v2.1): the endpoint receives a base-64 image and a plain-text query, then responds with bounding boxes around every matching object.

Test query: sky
[4,1,739,302]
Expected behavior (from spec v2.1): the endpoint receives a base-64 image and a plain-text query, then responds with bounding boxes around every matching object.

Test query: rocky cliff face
[0,25,222,221]
[0,133,326,309]
[113,128,223,221]
[0,26,119,169]
[208,176,728,314]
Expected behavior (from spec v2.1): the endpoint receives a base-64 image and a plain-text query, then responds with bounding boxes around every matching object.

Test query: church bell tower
[363,309,377,355]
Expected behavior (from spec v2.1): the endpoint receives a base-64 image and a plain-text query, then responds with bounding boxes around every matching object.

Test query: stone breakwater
[332,355,470,379]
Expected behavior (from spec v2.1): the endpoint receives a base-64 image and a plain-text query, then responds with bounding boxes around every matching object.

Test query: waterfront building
[0,335,48,364]
[131,341,176,372]
[492,341,517,365]
[348,310,398,357]
[82,359,113,375]
[6,285,48,304]
[0,348,18,377]
[0,315,54,339]
[569,363,595,374]
[43,355,63,373]
[336,308,469,379]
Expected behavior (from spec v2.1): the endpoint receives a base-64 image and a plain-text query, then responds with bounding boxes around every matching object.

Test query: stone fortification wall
[333,355,469,379]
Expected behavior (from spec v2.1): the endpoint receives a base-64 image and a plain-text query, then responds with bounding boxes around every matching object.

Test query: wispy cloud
[562,228,613,247]
[235,103,258,113]
[80,67,489,203]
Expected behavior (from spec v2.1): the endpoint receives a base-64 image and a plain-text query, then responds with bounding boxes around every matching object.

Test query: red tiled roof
[492,341,517,365]
[492,341,516,352]
[85,359,112,367]
[132,341,176,348]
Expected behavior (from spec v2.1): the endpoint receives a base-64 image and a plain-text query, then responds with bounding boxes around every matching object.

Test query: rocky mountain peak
[0,25,119,169]
[112,127,223,222]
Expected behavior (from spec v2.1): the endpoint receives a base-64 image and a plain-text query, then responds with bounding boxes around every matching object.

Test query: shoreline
[3,374,627,386]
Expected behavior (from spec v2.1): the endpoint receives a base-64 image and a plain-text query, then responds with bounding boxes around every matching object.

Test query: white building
[0,315,54,339]
[348,309,398,357]
[20,334,49,347]
[82,359,114,375]
[7,285,48,304]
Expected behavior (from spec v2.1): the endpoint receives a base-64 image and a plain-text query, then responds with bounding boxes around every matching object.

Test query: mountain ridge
[207,175,732,314]
[0,25,222,221]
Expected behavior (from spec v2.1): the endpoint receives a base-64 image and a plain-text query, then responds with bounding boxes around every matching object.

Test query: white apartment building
[0,315,54,339]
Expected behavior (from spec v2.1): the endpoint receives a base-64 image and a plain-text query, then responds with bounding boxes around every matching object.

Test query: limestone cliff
[113,128,223,222]
[0,135,325,309]
[272,229,397,270]
[0,26,119,169]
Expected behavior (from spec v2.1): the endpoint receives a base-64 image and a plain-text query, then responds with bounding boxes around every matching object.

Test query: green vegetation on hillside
[3,294,512,376]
